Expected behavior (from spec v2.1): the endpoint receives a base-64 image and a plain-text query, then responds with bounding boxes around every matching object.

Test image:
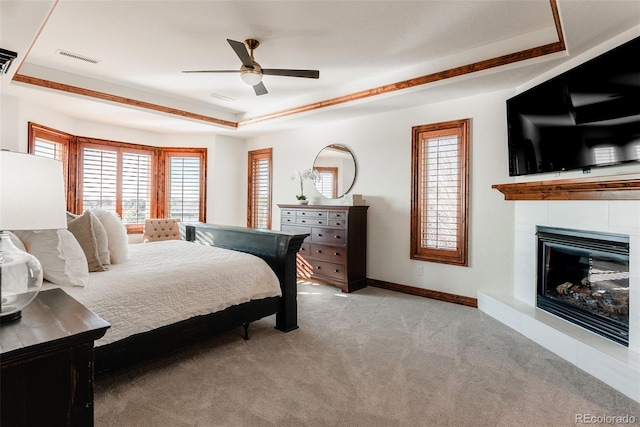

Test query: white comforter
[45,240,281,347]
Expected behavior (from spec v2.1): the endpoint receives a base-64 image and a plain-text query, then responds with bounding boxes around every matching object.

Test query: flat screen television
[507,36,640,176]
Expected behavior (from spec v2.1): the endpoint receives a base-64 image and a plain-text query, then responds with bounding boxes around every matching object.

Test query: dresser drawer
[296,216,327,226]
[309,260,346,282]
[329,211,347,220]
[309,244,346,264]
[311,227,346,244]
[281,216,296,225]
[281,209,297,217]
[296,210,327,220]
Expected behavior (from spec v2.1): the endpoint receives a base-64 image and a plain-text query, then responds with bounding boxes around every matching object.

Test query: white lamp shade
[0,151,67,230]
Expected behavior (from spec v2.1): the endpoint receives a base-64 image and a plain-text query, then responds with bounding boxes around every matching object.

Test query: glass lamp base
[0,308,22,323]
[0,232,43,325]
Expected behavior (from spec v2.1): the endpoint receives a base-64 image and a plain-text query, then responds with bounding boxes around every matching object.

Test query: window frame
[247,148,273,229]
[161,148,207,224]
[410,118,470,266]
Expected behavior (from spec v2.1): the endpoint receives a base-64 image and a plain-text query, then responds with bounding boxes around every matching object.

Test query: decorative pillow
[6,231,27,252]
[13,229,90,287]
[67,210,110,272]
[90,208,129,264]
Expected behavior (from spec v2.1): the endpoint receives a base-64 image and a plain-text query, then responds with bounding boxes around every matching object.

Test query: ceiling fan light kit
[183,38,319,96]
[240,65,263,86]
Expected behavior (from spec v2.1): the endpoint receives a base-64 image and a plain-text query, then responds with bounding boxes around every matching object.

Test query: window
[593,146,616,164]
[314,167,338,198]
[77,139,158,231]
[164,150,206,222]
[28,122,207,232]
[247,148,272,229]
[411,118,469,266]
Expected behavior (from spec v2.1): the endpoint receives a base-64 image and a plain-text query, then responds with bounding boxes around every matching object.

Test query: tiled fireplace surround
[479,177,640,403]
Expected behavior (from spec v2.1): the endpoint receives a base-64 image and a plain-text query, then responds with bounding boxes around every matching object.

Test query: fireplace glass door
[537,226,629,346]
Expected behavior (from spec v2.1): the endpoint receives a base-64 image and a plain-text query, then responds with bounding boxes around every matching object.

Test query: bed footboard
[182,222,308,332]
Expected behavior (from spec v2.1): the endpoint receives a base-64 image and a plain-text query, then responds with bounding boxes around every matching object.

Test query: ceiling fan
[182,39,320,96]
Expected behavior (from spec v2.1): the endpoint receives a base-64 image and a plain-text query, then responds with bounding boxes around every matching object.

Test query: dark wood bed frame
[93,223,308,374]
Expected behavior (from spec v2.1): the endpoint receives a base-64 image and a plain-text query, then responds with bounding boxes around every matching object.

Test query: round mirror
[313,144,357,199]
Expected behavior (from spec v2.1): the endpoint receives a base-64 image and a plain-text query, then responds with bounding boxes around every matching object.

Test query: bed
[43,222,307,373]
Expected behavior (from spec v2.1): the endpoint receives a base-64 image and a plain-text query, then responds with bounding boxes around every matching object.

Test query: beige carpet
[94,281,640,426]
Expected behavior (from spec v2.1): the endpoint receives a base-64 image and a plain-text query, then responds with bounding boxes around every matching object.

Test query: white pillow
[91,208,129,264]
[13,229,90,287]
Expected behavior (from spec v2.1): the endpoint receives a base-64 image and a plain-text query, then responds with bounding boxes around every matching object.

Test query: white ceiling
[1,1,639,137]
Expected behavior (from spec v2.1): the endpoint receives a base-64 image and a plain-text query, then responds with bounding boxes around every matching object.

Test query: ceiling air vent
[56,49,100,64]
[0,48,17,75]
[210,92,235,102]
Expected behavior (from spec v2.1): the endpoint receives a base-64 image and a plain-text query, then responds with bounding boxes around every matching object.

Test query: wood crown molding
[492,174,640,201]
[12,0,565,129]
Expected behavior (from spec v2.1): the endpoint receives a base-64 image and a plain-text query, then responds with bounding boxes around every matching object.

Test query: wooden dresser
[278,204,368,293]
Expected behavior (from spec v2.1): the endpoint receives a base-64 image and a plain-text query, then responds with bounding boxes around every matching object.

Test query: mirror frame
[312,144,357,199]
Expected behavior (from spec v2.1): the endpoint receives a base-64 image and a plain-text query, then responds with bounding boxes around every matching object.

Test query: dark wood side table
[1,288,110,427]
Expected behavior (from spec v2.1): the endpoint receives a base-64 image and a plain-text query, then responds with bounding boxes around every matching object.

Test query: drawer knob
[334,269,339,273]
[334,235,340,239]
[316,249,322,254]
[335,222,341,226]
[301,220,306,223]
[316,266,321,270]
[317,233,322,237]
[334,252,339,256]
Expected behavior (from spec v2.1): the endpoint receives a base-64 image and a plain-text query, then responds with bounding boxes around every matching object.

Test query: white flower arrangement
[290,168,320,200]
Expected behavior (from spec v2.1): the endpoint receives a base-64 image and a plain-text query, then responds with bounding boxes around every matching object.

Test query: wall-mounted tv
[507,36,640,176]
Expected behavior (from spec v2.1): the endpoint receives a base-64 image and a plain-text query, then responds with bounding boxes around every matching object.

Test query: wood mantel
[492,174,640,201]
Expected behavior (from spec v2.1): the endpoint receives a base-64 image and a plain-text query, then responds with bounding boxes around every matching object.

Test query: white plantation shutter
[315,168,337,198]
[34,138,66,161]
[168,156,201,222]
[82,147,118,212]
[121,152,152,223]
[248,148,272,229]
[422,135,459,250]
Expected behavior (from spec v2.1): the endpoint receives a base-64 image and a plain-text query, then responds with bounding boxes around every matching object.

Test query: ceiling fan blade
[227,39,254,69]
[253,81,268,96]
[181,70,240,73]
[262,69,319,79]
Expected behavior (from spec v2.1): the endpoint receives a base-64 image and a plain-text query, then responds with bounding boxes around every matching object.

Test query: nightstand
[1,288,110,426]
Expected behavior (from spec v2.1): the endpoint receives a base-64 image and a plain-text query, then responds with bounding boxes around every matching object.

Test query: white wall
[247,89,516,299]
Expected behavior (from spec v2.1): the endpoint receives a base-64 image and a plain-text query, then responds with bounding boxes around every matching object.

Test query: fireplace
[536,226,630,346]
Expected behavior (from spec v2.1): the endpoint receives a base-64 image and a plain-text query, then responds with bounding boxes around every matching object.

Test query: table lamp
[0,150,67,323]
